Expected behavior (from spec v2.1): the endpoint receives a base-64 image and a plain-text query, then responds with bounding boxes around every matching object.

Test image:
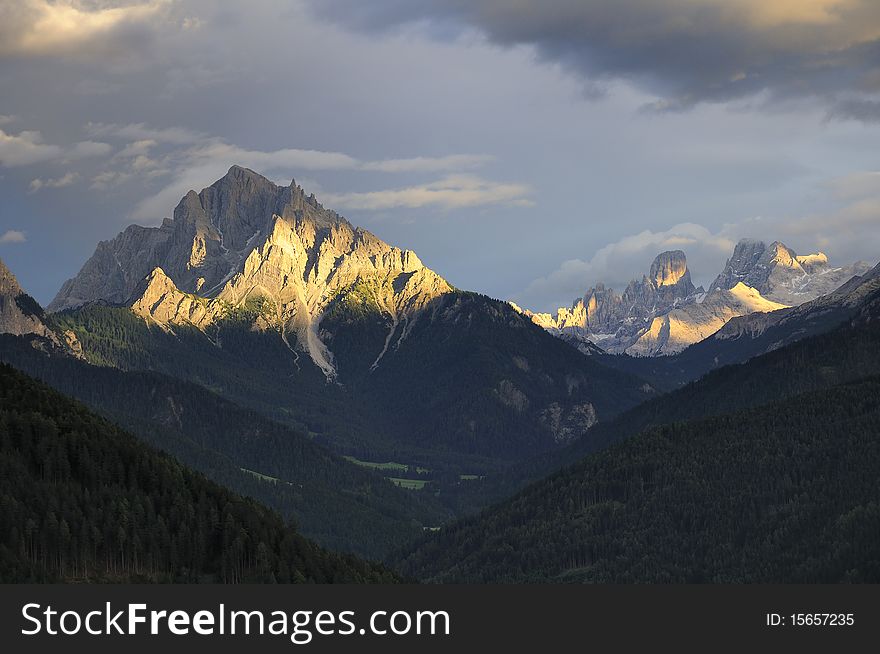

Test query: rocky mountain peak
[48,166,353,312]
[649,250,690,288]
[524,236,870,357]
[520,234,868,357]
[527,248,703,354]
[0,257,62,345]
[763,241,802,271]
[0,258,23,296]
[711,238,869,305]
[130,266,178,301]
[54,166,453,380]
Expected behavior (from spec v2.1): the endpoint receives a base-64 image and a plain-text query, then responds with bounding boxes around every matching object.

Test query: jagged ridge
[522,239,868,356]
[50,166,452,380]
[0,257,63,346]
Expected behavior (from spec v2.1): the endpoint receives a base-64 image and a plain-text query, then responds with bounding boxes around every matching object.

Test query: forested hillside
[445,290,880,514]
[54,295,652,472]
[398,377,880,582]
[0,334,449,560]
[0,364,399,583]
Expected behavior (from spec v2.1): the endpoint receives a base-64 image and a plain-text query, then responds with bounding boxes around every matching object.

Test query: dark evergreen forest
[0,364,398,583]
[397,377,880,582]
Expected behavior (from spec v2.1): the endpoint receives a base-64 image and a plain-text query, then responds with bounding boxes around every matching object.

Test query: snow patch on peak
[727,282,788,312]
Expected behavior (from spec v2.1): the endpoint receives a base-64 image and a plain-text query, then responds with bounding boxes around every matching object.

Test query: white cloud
[0,129,62,167]
[516,169,880,313]
[115,139,158,159]
[90,170,129,190]
[0,115,15,125]
[86,123,513,221]
[0,230,26,244]
[91,122,496,171]
[0,129,112,168]
[0,0,171,58]
[321,174,533,210]
[29,171,78,192]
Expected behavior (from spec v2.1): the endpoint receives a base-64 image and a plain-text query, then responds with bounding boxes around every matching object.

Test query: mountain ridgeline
[48,166,654,470]
[393,247,880,582]
[0,260,62,347]
[523,240,869,357]
[601,259,880,390]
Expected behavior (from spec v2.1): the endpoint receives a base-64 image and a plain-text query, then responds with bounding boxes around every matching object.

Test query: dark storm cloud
[308,0,880,109]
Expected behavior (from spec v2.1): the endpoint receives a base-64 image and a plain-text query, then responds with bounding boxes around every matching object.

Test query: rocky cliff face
[521,250,705,354]
[649,249,692,290]
[0,258,61,345]
[626,282,787,356]
[712,259,880,344]
[710,239,870,305]
[49,165,344,311]
[524,239,868,357]
[50,166,452,380]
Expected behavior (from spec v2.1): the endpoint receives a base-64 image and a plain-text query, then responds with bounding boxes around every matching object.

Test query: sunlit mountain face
[517,240,868,356]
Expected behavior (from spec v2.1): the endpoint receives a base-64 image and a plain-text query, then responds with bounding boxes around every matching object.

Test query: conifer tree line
[396,377,880,583]
[0,364,398,583]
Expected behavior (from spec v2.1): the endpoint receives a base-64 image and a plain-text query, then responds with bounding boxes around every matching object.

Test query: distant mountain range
[601,259,880,390]
[519,240,869,356]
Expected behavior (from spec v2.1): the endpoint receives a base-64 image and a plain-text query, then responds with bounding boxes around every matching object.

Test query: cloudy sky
[1,0,880,311]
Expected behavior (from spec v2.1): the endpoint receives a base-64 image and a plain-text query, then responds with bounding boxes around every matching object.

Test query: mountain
[607,259,880,390]
[0,363,398,583]
[438,269,880,516]
[50,165,450,381]
[522,250,704,354]
[2,258,452,560]
[520,249,783,356]
[0,333,451,560]
[622,282,787,356]
[0,258,62,346]
[710,238,870,305]
[50,164,360,311]
[48,167,654,471]
[396,376,880,583]
[523,240,867,356]
[565,266,880,458]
